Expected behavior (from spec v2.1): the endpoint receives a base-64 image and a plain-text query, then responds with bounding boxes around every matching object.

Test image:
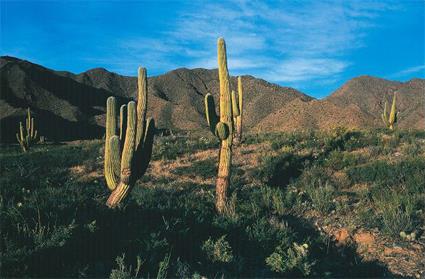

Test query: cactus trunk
[104,67,155,208]
[204,38,236,214]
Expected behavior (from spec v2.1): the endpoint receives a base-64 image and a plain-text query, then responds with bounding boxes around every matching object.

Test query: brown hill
[1,56,423,142]
[257,76,424,132]
[0,56,312,142]
[326,76,425,130]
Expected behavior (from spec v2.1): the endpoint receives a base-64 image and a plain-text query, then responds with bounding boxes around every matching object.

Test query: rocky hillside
[0,56,311,141]
[1,56,423,142]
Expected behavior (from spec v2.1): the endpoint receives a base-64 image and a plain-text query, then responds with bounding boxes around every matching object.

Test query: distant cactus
[16,108,38,152]
[233,76,243,144]
[381,93,398,130]
[104,67,155,208]
[205,38,237,213]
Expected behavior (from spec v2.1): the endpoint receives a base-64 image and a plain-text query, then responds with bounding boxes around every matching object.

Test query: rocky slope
[1,56,423,142]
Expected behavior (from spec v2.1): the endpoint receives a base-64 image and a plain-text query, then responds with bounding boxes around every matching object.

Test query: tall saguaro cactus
[381,93,398,131]
[205,38,239,213]
[233,76,243,144]
[104,67,155,208]
[16,108,38,152]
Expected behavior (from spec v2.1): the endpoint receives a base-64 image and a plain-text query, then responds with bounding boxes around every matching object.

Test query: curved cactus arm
[119,104,127,142]
[135,67,148,150]
[105,135,121,190]
[205,94,219,135]
[106,101,137,208]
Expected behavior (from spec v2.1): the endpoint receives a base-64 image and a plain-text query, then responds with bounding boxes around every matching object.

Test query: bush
[257,152,305,187]
[202,235,234,263]
[305,179,335,214]
[266,242,313,276]
[372,189,416,236]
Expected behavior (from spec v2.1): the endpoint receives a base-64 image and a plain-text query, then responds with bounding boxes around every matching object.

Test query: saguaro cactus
[104,67,155,208]
[16,108,38,152]
[233,76,243,144]
[381,93,398,130]
[205,38,239,213]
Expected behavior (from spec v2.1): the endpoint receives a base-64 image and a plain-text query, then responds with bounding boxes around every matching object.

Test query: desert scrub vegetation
[1,129,424,277]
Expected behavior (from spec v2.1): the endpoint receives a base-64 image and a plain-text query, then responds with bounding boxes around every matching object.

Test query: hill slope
[0,56,312,141]
[1,56,424,141]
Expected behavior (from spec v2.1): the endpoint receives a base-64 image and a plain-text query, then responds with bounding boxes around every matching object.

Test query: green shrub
[257,152,305,187]
[372,189,416,236]
[305,179,335,214]
[266,242,313,276]
[347,158,425,188]
[324,150,367,171]
[202,235,233,263]
[109,254,142,279]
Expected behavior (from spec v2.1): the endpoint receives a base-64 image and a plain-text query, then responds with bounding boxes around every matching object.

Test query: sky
[1,0,424,98]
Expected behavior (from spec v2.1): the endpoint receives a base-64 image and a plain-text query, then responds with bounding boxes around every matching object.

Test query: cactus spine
[204,38,236,213]
[233,76,243,144]
[16,108,38,152]
[104,67,155,208]
[381,93,398,130]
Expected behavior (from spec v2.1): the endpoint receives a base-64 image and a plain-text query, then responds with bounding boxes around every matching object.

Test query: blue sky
[1,0,424,98]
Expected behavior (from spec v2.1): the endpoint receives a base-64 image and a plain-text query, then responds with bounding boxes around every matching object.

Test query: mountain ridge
[1,56,423,142]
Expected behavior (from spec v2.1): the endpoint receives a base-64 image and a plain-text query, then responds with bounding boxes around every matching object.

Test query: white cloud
[107,0,397,86]
[391,65,425,77]
[267,58,349,83]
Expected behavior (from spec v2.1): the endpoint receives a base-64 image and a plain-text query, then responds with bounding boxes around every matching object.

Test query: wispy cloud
[108,0,395,88]
[391,65,425,77]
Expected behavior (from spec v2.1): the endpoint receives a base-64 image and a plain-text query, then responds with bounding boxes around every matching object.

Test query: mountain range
[1,56,423,142]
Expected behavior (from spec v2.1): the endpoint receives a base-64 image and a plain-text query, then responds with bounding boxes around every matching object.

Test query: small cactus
[204,38,236,213]
[16,108,38,152]
[381,93,398,130]
[233,76,243,144]
[104,67,155,208]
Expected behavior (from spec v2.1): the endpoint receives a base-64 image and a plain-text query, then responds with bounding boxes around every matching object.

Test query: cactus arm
[389,93,397,127]
[235,76,243,143]
[120,101,137,183]
[231,90,240,118]
[238,76,243,116]
[205,94,219,135]
[135,67,148,150]
[26,108,31,134]
[19,122,25,142]
[119,104,127,142]
[134,117,155,178]
[105,135,121,190]
[381,113,389,127]
[104,97,118,190]
[106,101,137,207]
[381,101,389,127]
[216,37,233,213]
